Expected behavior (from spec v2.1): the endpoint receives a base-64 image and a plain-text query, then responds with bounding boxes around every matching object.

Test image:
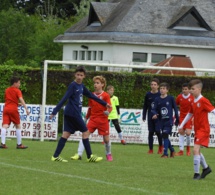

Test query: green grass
[0,139,215,195]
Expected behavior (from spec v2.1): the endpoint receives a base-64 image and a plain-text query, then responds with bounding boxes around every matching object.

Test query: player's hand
[50,114,55,119]
[104,110,110,116]
[106,103,112,109]
[152,115,158,119]
[26,110,30,115]
[84,118,88,124]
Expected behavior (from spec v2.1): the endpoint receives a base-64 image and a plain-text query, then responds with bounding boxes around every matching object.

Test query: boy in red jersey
[0,76,30,149]
[178,79,214,180]
[175,83,194,156]
[71,76,113,161]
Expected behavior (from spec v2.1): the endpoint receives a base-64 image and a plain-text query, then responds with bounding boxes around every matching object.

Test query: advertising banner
[0,104,58,140]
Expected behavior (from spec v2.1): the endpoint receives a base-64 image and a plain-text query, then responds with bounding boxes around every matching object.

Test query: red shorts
[87,118,109,136]
[180,117,192,130]
[3,109,20,125]
[194,135,209,147]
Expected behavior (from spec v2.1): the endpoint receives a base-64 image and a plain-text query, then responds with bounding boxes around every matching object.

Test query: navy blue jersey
[52,81,107,117]
[151,95,179,126]
[142,91,161,120]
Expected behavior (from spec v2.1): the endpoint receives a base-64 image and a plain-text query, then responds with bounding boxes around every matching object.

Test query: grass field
[0,139,215,195]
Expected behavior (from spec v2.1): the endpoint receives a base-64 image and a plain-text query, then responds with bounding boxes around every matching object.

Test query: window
[151,53,166,63]
[98,51,103,61]
[79,51,85,60]
[171,54,186,57]
[87,51,91,60]
[73,51,78,60]
[92,51,97,60]
[132,52,147,62]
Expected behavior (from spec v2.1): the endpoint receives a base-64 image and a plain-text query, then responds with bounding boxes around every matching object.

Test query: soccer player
[0,76,30,149]
[178,79,214,180]
[142,78,163,154]
[175,83,194,156]
[50,66,111,163]
[152,82,179,158]
[71,76,113,161]
[107,85,126,145]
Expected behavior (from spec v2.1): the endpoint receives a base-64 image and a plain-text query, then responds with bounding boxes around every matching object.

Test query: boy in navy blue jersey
[50,66,111,162]
[152,82,179,158]
[142,78,163,154]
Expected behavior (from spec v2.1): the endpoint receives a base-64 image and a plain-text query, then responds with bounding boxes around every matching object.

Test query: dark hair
[160,82,170,90]
[189,79,203,88]
[182,83,189,87]
[151,78,160,85]
[75,66,86,74]
[10,76,20,85]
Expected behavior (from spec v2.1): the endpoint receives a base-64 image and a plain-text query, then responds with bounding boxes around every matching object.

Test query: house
[54,0,215,71]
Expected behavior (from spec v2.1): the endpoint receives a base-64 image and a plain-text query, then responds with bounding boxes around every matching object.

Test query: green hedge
[1,66,215,131]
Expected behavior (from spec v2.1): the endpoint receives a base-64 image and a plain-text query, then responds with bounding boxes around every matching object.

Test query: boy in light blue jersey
[50,66,111,162]
[152,82,179,158]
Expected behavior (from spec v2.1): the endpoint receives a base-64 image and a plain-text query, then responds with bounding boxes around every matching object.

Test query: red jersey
[4,87,22,110]
[190,96,214,137]
[176,93,194,119]
[86,91,112,120]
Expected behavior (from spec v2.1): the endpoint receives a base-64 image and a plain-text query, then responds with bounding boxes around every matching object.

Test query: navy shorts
[148,119,160,133]
[63,115,88,134]
[160,123,172,134]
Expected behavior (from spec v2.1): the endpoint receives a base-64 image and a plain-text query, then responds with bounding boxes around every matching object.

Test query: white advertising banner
[69,107,215,147]
[0,103,58,140]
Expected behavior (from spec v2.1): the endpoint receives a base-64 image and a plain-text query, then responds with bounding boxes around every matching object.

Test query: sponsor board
[68,108,215,147]
[0,104,58,140]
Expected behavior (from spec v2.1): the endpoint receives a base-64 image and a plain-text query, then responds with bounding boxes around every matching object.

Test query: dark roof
[54,0,215,47]
[143,57,196,76]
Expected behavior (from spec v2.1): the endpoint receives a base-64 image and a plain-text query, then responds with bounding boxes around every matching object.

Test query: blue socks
[53,137,67,157]
[82,138,92,159]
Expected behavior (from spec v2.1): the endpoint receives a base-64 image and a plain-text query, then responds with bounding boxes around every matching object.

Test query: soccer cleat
[51,156,68,162]
[87,154,103,162]
[106,154,113,161]
[157,145,163,154]
[170,151,175,158]
[201,166,212,179]
[193,173,201,180]
[0,143,8,149]
[186,146,191,156]
[16,144,28,149]
[175,150,184,156]
[147,149,153,154]
[161,154,168,158]
[71,154,82,160]
[121,140,127,145]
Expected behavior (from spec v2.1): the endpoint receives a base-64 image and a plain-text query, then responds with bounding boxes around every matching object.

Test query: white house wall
[62,43,215,70]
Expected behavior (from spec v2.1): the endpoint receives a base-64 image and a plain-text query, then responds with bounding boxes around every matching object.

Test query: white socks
[194,155,200,173]
[105,141,111,155]
[78,139,85,156]
[118,132,123,140]
[200,153,208,169]
[1,128,7,144]
[179,134,184,151]
[16,129,22,145]
[186,135,191,146]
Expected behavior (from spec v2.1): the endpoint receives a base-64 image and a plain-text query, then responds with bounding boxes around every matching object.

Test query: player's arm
[83,86,110,108]
[172,97,179,126]
[50,84,73,118]
[178,113,193,130]
[142,94,148,121]
[151,98,158,119]
[19,97,30,115]
[104,94,112,116]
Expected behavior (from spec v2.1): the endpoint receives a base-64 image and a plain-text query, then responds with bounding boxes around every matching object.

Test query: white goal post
[40,60,215,141]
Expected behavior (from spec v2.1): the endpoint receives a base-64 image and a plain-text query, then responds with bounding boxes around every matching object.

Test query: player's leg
[185,129,192,156]
[103,135,113,161]
[155,120,163,154]
[15,123,28,149]
[112,119,126,145]
[193,143,201,179]
[161,132,169,157]
[0,124,9,149]
[175,128,185,156]
[147,120,154,154]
